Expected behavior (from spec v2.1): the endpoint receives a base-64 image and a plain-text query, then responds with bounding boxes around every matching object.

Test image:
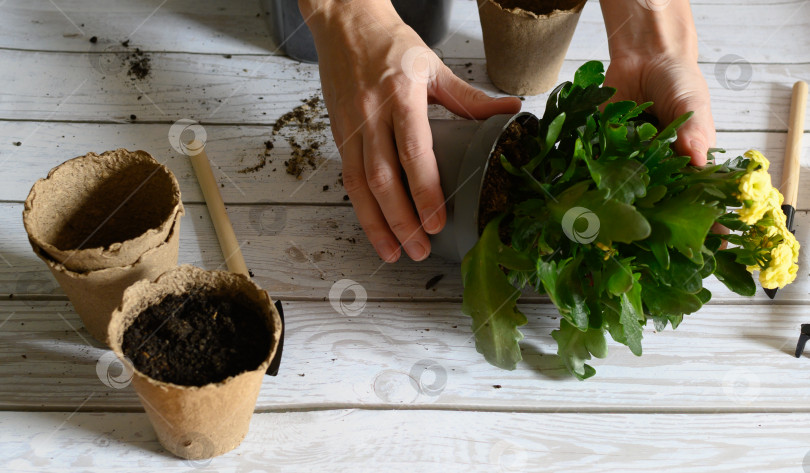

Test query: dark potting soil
[495,0,583,16]
[122,291,272,387]
[477,115,538,235]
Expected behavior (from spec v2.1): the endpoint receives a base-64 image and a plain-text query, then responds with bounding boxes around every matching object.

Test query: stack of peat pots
[22,149,282,460]
[22,149,184,344]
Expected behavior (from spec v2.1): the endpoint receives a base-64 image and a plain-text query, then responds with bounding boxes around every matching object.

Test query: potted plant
[22,149,184,345]
[108,265,283,460]
[478,0,587,95]
[434,61,800,379]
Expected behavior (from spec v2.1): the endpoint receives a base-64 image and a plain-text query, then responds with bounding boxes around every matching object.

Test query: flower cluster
[735,150,800,289]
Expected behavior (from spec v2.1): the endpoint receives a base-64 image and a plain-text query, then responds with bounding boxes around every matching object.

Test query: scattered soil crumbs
[477,115,539,235]
[238,140,274,173]
[126,48,151,81]
[259,94,330,179]
[425,274,444,290]
[123,291,271,386]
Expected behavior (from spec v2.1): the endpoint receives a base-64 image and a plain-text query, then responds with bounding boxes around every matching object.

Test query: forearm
[600,0,698,61]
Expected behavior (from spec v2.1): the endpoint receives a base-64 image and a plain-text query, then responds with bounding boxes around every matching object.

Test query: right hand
[301,0,521,262]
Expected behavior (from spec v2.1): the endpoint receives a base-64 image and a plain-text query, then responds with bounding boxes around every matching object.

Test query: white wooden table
[1,0,809,471]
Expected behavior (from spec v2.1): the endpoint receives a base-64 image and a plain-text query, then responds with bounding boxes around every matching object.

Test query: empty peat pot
[22,149,184,344]
[109,265,283,460]
[478,0,587,95]
[427,112,539,262]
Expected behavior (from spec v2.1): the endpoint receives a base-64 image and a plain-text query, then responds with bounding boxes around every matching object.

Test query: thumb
[670,100,716,167]
[430,66,522,119]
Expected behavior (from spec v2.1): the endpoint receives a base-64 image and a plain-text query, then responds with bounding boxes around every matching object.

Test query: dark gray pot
[260,0,454,63]
[427,112,538,262]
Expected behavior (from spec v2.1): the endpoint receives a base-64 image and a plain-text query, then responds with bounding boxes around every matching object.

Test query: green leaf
[714,251,757,296]
[585,158,649,204]
[573,60,605,89]
[550,188,651,244]
[619,282,644,356]
[642,195,722,264]
[461,217,528,370]
[641,279,703,317]
[551,320,607,380]
[605,257,634,296]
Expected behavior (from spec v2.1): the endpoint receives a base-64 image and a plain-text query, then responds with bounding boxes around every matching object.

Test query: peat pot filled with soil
[426,112,539,261]
[22,149,184,344]
[109,265,283,460]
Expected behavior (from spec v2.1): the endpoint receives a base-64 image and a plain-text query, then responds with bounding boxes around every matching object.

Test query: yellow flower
[737,170,774,224]
[744,149,770,172]
[759,243,799,289]
[782,229,801,263]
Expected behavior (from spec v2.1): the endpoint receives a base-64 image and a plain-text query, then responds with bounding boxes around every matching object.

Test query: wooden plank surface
[1,123,809,208]
[1,203,808,301]
[3,0,810,64]
[1,411,809,472]
[0,300,808,411]
[1,50,808,130]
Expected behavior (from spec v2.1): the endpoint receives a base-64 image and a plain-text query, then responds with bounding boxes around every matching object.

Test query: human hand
[604,53,715,166]
[600,0,715,166]
[301,0,521,262]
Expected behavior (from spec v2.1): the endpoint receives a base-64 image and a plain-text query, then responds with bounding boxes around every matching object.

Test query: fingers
[392,92,446,235]
[363,120,432,261]
[431,66,522,119]
[340,131,402,263]
[673,98,715,166]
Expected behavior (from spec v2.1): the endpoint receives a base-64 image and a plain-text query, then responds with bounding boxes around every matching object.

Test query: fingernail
[421,209,441,234]
[404,240,428,261]
[690,139,707,156]
[374,240,400,263]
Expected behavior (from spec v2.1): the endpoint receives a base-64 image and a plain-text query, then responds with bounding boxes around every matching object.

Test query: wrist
[298,0,401,40]
[601,0,698,62]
